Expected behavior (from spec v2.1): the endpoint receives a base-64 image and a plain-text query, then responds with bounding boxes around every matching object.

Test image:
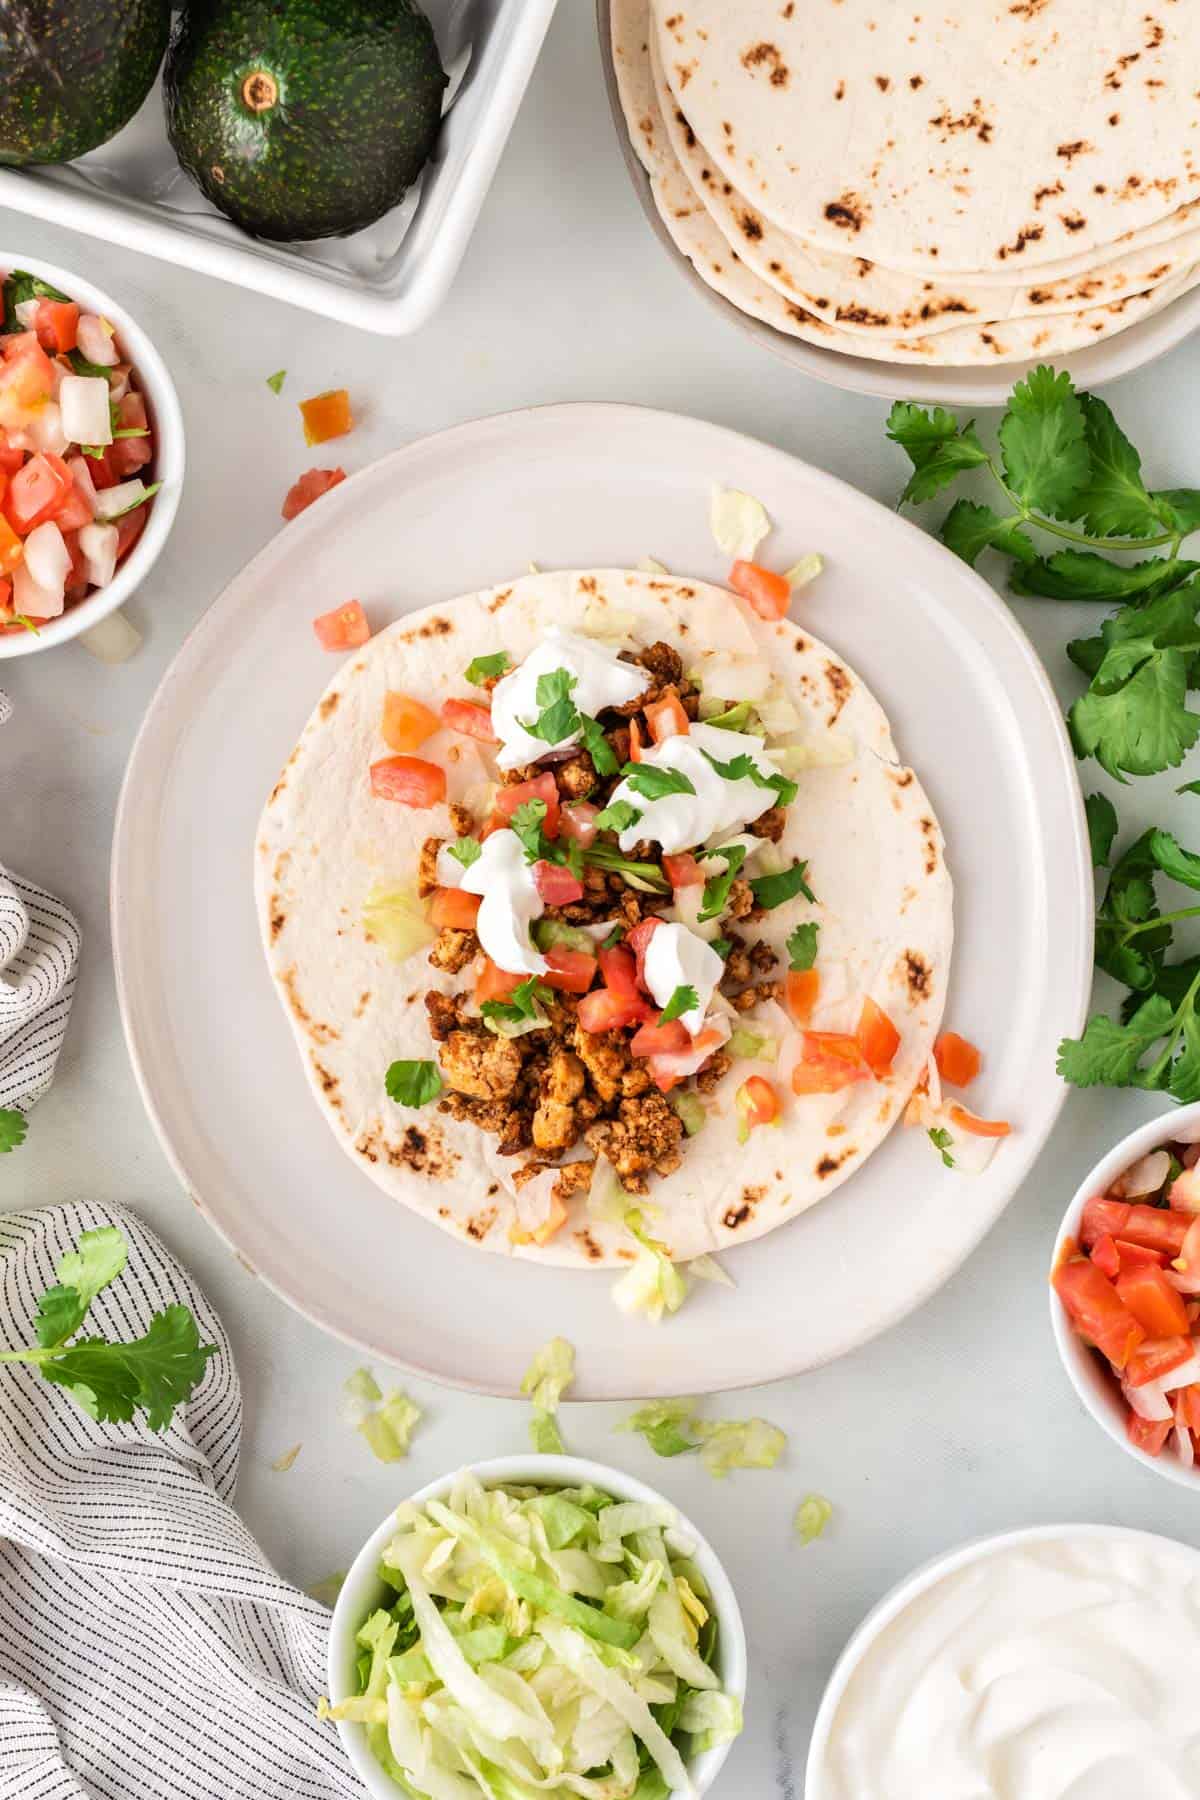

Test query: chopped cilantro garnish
[448,836,482,870]
[384,1060,443,1107]
[700,748,798,807]
[699,844,747,922]
[658,985,698,1026]
[524,668,580,746]
[620,762,697,801]
[710,937,733,959]
[750,861,815,910]
[509,798,551,862]
[480,977,554,1028]
[465,650,510,686]
[602,925,625,948]
[928,1127,956,1169]
[578,712,618,776]
[266,369,286,394]
[785,922,819,971]
[593,799,642,833]
[0,1107,27,1152]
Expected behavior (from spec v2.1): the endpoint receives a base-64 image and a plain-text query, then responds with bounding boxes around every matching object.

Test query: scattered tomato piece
[282,466,346,520]
[729,559,790,620]
[382,691,439,753]
[630,1017,691,1057]
[0,511,23,576]
[1116,1264,1191,1339]
[441,696,497,744]
[543,946,597,993]
[369,755,446,808]
[1081,1198,1189,1257]
[1090,1234,1121,1280]
[785,966,820,1024]
[645,693,689,744]
[475,959,523,1007]
[312,599,369,651]
[663,852,703,888]
[1113,1238,1169,1270]
[856,997,900,1076]
[114,504,147,563]
[598,942,641,1006]
[934,1031,982,1088]
[6,452,71,534]
[1126,1334,1194,1388]
[577,987,650,1033]
[560,801,599,846]
[792,1030,870,1095]
[299,388,354,446]
[625,916,661,988]
[1127,1412,1172,1457]
[628,716,645,762]
[1052,1257,1145,1371]
[737,1074,780,1134]
[34,299,79,354]
[429,888,480,930]
[1176,1386,1200,1434]
[493,772,560,839]
[533,860,585,906]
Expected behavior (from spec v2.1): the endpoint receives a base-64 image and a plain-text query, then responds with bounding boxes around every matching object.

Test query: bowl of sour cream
[806,1523,1200,1799]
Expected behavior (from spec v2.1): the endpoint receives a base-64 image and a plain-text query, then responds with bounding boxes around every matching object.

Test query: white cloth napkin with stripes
[0,1201,360,1800]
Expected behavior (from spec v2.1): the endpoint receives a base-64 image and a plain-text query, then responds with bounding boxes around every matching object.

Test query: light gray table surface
[3,2,1200,1793]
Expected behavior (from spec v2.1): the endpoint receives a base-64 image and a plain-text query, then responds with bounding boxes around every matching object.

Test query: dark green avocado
[0,0,171,165]
[163,0,447,242]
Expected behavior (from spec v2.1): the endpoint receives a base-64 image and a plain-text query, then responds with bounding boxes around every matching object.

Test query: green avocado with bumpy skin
[0,0,171,165]
[163,0,448,242]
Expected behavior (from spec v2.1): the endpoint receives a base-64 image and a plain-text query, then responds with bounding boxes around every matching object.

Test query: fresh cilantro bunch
[888,366,1200,780]
[0,1227,216,1431]
[1057,792,1200,1100]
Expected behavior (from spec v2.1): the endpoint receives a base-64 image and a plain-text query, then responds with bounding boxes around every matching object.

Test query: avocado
[164,0,447,243]
[0,0,171,165]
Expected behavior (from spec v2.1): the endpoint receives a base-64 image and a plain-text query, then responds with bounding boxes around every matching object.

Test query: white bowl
[328,1453,749,1799]
[1049,1102,1200,1492]
[805,1522,1200,1795]
[0,251,184,659]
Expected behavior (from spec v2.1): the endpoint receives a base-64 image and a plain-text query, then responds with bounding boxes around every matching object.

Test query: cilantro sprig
[620,761,696,801]
[385,1060,444,1107]
[700,748,798,807]
[658,984,698,1026]
[0,1107,27,1153]
[888,366,1200,781]
[519,668,617,775]
[480,977,554,1030]
[786,922,819,971]
[699,844,747,922]
[465,651,509,685]
[0,1227,216,1431]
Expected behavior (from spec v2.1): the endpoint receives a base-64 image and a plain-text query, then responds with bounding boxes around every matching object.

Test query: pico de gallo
[1054,1131,1200,1470]
[0,269,160,635]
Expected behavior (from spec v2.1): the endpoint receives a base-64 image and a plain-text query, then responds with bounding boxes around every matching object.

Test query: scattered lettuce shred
[621,1400,786,1479]
[613,1211,688,1323]
[794,1494,834,1545]
[321,1470,742,1795]
[307,1571,347,1608]
[618,1399,701,1459]
[783,553,823,591]
[521,1337,575,1454]
[341,1367,423,1463]
[361,884,435,961]
[271,1443,302,1473]
[709,485,770,562]
[266,369,286,394]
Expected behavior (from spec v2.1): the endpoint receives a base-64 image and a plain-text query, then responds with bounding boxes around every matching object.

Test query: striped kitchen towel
[0,1202,359,1800]
[0,868,80,1116]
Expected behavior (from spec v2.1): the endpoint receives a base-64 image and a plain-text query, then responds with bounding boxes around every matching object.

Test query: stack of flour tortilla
[611,0,1200,366]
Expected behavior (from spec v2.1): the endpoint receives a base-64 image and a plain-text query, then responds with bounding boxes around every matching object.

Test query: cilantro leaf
[1085,793,1118,867]
[1057,993,1178,1089]
[928,1126,956,1169]
[479,977,553,1028]
[593,799,642,834]
[885,402,989,505]
[1069,649,1200,780]
[68,350,116,380]
[710,936,733,959]
[581,844,670,891]
[699,748,798,807]
[2,269,69,331]
[578,713,617,776]
[385,1060,443,1107]
[1073,394,1170,539]
[1094,829,1169,990]
[465,651,510,686]
[1011,552,1198,603]
[523,668,579,745]
[1170,1008,1200,1104]
[448,836,481,870]
[786,921,820,971]
[749,860,815,910]
[699,844,747,922]
[1153,489,1200,537]
[998,365,1090,519]
[509,798,551,861]
[1147,826,1200,893]
[939,500,1036,568]
[33,1226,128,1350]
[621,762,697,801]
[658,985,698,1026]
[0,1107,27,1153]
[266,369,286,394]
[39,1305,215,1433]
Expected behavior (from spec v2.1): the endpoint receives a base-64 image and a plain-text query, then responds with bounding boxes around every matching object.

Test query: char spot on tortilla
[1033,180,1065,208]
[741,40,790,86]
[438,1205,449,1218]
[723,1184,765,1230]
[311,1057,339,1098]
[996,223,1043,259]
[1145,18,1164,49]
[826,1124,847,1138]
[269,903,286,942]
[466,1207,497,1241]
[674,107,698,150]
[357,1120,458,1179]
[1009,0,1050,14]
[919,817,939,872]
[273,848,291,882]
[834,80,845,100]
[739,211,764,241]
[874,74,890,91]
[824,661,852,721]
[279,966,339,1043]
[824,192,868,232]
[891,768,914,789]
[1061,212,1087,231]
[318,692,339,721]
[929,102,992,143]
[816,1149,853,1177]
[486,588,513,614]
[487,1182,499,1196]
[353,990,371,1019]
[1056,139,1092,162]
[418,617,452,639]
[901,949,933,1000]
[1108,112,1120,126]
[578,575,598,594]
[575,1229,604,1261]
[837,303,893,327]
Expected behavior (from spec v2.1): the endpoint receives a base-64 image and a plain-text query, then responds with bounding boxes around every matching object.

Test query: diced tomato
[1127,1412,1172,1457]
[0,576,10,613]
[945,1101,1011,1138]
[856,997,900,1076]
[0,333,55,430]
[85,445,119,490]
[0,437,23,475]
[312,599,369,651]
[934,1031,982,1088]
[117,392,148,433]
[729,560,790,620]
[1125,1334,1194,1388]
[34,299,79,354]
[1113,1238,1169,1270]
[53,478,92,533]
[1052,1257,1145,1370]
[429,887,480,930]
[493,771,561,839]
[299,388,353,446]
[0,512,22,576]
[6,452,71,533]
[543,946,597,994]
[114,504,146,562]
[1115,1264,1191,1338]
[625,916,661,986]
[111,432,153,478]
[792,1030,870,1095]
[382,691,439,753]
[628,717,645,763]
[561,801,599,847]
[785,966,820,1024]
[663,852,703,888]
[630,1017,691,1057]
[645,693,689,744]
[533,860,585,905]
[598,942,641,1005]
[1090,1234,1121,1280]
[1168,1166,1200,1214]
[369,755,446,808]
[282,466,346,520]
[1175,1385,1200,1434]
[737,1074,780,1132]
[474,959,523,1007]
[1176,1215,1200,1287]
[440,696,497,744]
[1080,1198,1190,1257]
[62,529,87,599]
[577,987,649,1034]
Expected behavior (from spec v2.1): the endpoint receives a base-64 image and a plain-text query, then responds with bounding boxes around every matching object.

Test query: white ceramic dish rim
[110,401,1093,1398]
[1049,1100,1200,1492]
[594,0,1200,405]
[328,1452,749,1800]
[804,1520,1200,1795]
[0,250,185,660]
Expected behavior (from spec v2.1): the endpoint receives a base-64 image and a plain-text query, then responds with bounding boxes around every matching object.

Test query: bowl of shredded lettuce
[324,1454,748,1799]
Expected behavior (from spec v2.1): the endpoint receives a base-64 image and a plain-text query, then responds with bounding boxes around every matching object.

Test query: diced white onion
[14,299,40,328]
[12,555,65,620]
[107,363,131,403]
[25,402,67,457]
[23,520,71,593]
[76,313,118,366]
[79,608,142,663]
[1173,1425,1195,1469]
[78,521,119,590]
[59,375,112,447]
[1113,1150,1172,1199]
[93,479,146,521]
[691,650,772,702]
[1160,1351,1200,1392]
[1167,1167,1200,1214]
[1122,1378,1172,1422]
[65,455,99,518]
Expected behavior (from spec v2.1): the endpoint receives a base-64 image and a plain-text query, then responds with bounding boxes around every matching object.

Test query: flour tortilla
[650,0,1200,275]
[650,27,1200,338]
[612,0,1199,366]
[256,571,953,1268]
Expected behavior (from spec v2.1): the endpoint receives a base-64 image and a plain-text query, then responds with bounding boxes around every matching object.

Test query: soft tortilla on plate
[256,570,953,1268]
[650,0,1200,275]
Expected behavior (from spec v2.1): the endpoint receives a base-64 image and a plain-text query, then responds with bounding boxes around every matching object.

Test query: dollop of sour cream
[457,830,546,976]
[490,628,647,771]
[642,921,724,1036]
[609,720,783,855]
[817,1533,1200,1800]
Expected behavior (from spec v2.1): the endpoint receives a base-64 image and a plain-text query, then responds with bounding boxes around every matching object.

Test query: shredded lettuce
[521,1337,575,1455]
[794,1494,833,1545]
[694,1418,786,1478]
[684,1255,734,1289]
[532,918,599,955]
[618,1399,700,1459]
[362,884,435,961]
[783,553,823,591]
[613,1213,689,1324]
[678,1689,744,1751]
[360,1392,423,1464]
[341,1366,383,1426]
[667,1091,707,1137]
[728,1026,778,1062]
[710,485,770,562]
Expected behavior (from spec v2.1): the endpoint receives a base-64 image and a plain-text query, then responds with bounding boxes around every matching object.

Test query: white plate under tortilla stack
[601,0,1200,402]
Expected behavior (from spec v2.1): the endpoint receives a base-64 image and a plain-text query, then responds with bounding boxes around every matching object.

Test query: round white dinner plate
[595,0,1200,406]
[112,404,1091,1398]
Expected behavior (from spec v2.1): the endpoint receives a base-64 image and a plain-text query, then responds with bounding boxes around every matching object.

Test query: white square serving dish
[0,0,558,336]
